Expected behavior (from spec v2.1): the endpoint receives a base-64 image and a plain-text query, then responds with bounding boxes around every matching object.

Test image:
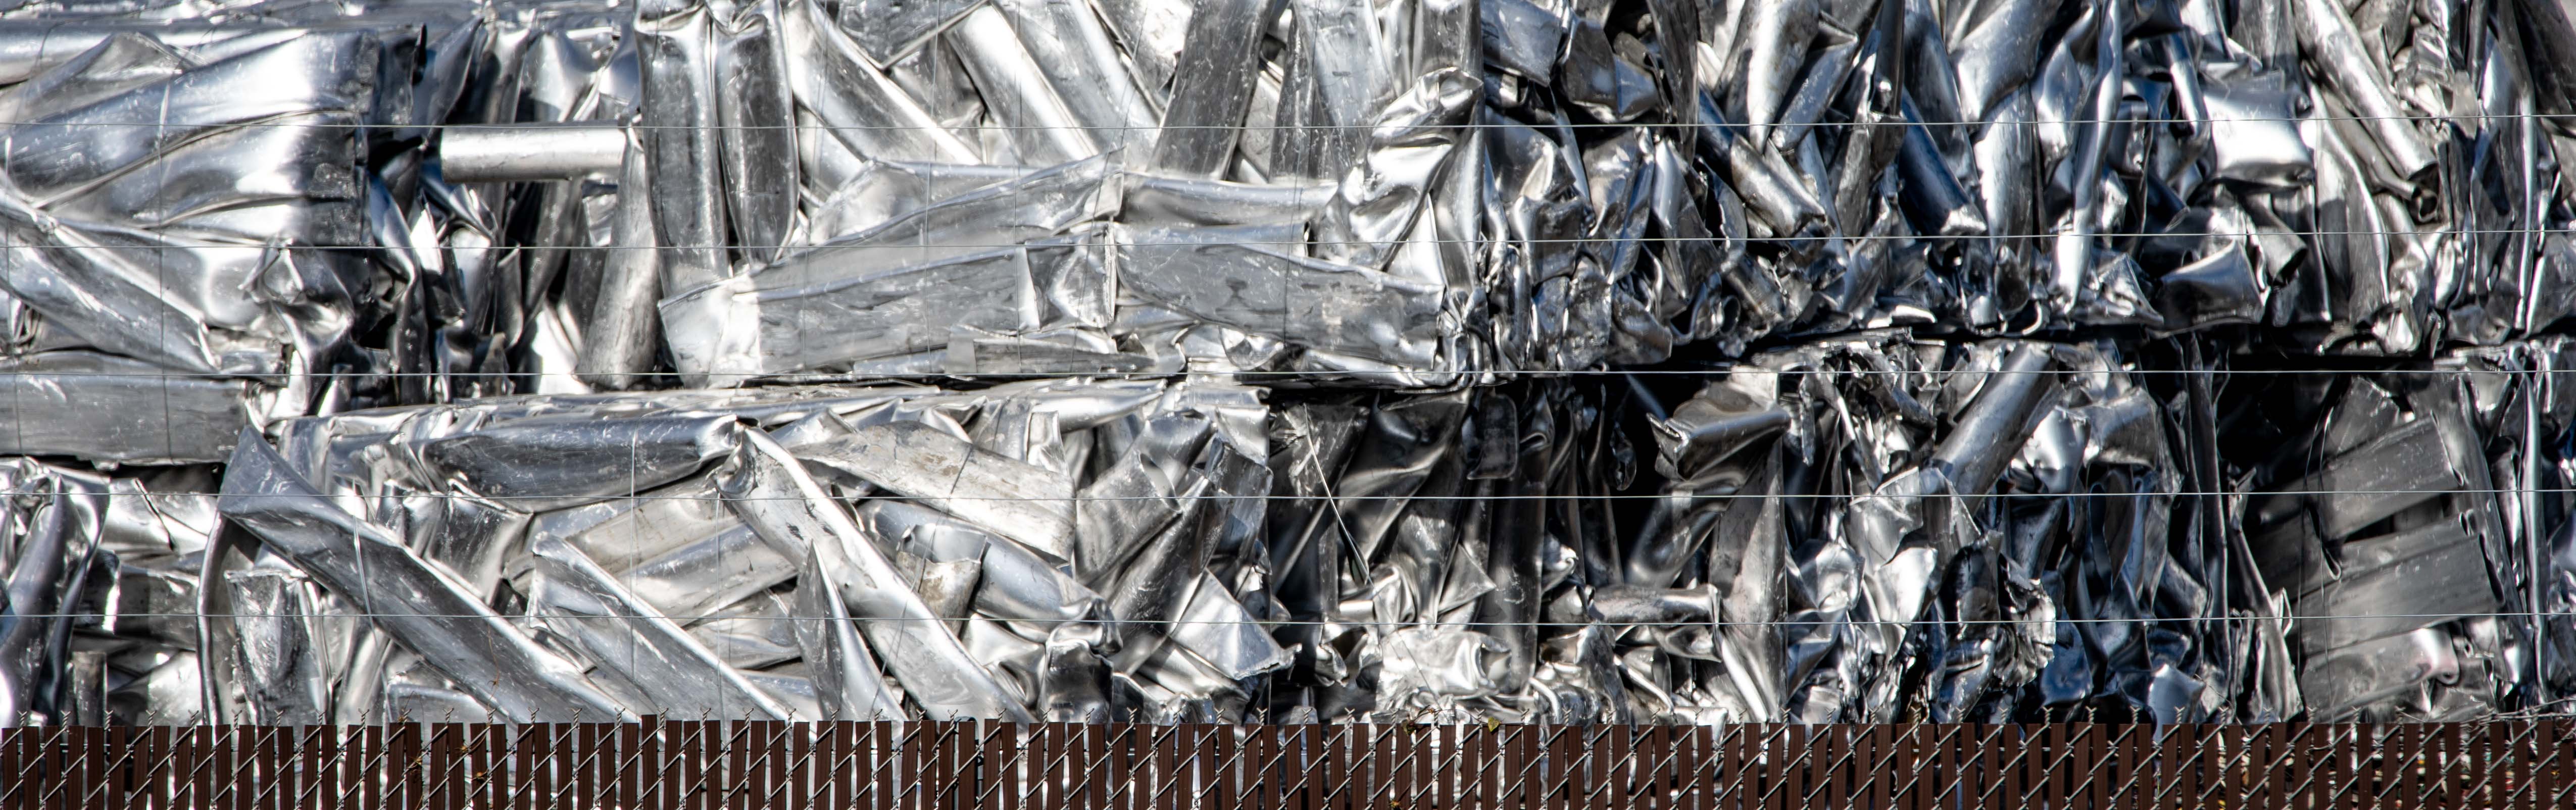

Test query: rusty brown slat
[433,723,460,810]
[416,724,439,810]
[1523,726,1548,810]
[135,724,164,810]
[2411,724,2432,810]
[1810,725,1838,810]
[1747,726,1768,810]
[830,723,849,810]
[398,723,423,810]
[2211,724,2237,810]
[903,723,927,810]
[5,725,30,808]
[76,724,98,810]
[2452,725,2473,810]
[2368,725,2398,810]
[69,725,93,810]
[119,726,138,810]
[608,721,632,810]
[2542,721,2570,810]
[2002,725,2026,810]
[1435,725,1454,810]
[1879,725,1907,810]
[754,722,782,810]
[2036,723,2061,810]
[981,722,1005,810]
[1219,724,1243,810]
[1726,725,1752,810]
[104,725,129,810]
[1035,725,1056,810]
[1376,724,1397,810]
[1286,724,1309,810]
[266,726,291,810]
[2248,724,2270,810]
[220,725,244,810]
[1115,723,1139,810]
[955,722,977,810]
[2494,720,2520,810]
[2157,726,2183,810]
[1860,725,1881,810]
[1842,725,1864,810]
[2092,725,2112,810]
[2214,725,2242,810]
[819,721,845,810]
[1557,724,1577,810]
[741,725,757,810]
[316,725,345,810]
[520,725,546,810]
[1589,726,1613,810]
[2077,724,2101,810]
[1076,724,1100,810]
[1166,725,1190,810]
[1655,725,1679,810]
[2320,725,2350,810]
[2123,725,2144,810]
[854,723,879,810]
[1667,725,1688,810]
[2507,721,2533,810]
[2552,720,2575,809]
[2279,724,2303,810]
[336,725,361,810]
[1784,725,1807,810]
[642,718,668,810]
[2398,724,2423,810]
[724,722,747,810]
[990,723,1016,810]
[1257,724,1282,810]
[587,722,611,810]
[2430,724,2455,810]
[1682,725,1708,810]
[2266,723,2290,810]
[685,722,712,810]
[1659,726,1683,810]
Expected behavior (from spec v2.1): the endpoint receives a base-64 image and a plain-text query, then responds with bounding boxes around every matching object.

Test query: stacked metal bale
[3,0,2575,727]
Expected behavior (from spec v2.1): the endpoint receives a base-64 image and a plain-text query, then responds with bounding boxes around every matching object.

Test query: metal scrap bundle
[6,0,2576,729]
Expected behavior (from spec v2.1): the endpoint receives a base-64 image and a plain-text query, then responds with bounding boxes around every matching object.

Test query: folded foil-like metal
[4,0,2576,729]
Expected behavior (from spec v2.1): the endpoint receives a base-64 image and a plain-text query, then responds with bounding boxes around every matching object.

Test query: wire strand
[0,113,2558,129]
[27,611,2560,627]
[2,227,2561,248]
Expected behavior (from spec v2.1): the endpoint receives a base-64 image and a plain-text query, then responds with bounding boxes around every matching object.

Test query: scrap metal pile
[3,0,2575,728]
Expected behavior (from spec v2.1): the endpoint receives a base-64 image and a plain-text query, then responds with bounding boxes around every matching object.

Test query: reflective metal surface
[0,0,2572,728]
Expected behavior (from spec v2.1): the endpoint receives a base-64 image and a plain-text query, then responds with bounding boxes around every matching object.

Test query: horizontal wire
[0,112,2560,129]
[21,487,2554,501]
[28,611,2566,627]
[0,369,2545,378]
[4,228,2562,249]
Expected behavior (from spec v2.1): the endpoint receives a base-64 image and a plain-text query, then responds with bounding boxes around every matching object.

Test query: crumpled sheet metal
[0,0,2569,408]
[5,0,2576,731]
[6,351,2576,726]
[86,378,1283,725]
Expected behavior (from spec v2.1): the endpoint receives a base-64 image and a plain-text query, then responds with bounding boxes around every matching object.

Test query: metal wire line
[0,367,2551,378]
[4,227,2566,248]
[3,112,2564,128]
[9,486,2552,501]
[9,611,2558,627]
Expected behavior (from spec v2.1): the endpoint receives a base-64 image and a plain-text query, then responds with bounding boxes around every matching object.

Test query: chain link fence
[7,720,2573,809]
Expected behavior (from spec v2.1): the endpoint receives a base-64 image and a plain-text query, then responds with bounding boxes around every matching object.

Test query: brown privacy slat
[1267,724,1291,810]
[21,720,2576,810]
[2544,721,2569,810]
